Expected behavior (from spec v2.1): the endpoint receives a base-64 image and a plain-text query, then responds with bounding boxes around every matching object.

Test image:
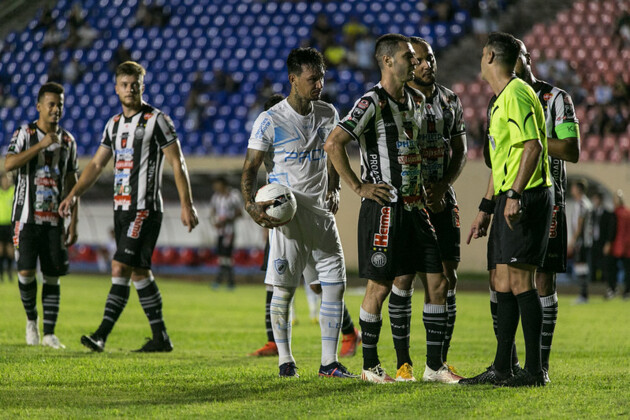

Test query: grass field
[1,274,629,419]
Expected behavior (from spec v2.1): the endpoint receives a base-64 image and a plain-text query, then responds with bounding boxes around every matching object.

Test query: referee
[463,32,552,387]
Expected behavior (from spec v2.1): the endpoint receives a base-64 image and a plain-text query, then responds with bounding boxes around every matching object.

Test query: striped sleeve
[338,95,376,141]
[100,118,113,149]
[551,91,579,140]
[6,126,27,155]
[154,113,179,148]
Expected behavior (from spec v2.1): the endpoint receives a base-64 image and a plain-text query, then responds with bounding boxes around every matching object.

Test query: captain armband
[555,122,580,140]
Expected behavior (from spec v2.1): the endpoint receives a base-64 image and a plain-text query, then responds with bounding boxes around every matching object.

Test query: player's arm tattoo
[241,149,265,217]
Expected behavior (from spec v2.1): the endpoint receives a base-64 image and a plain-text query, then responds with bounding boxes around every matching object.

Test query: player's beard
[413,75,434,87]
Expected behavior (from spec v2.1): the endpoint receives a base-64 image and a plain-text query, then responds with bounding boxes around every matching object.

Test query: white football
[255,183,297,224]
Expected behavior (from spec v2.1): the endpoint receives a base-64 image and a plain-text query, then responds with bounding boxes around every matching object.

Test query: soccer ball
[255,183,297,224]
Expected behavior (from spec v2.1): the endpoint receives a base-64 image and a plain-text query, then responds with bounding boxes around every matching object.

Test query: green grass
[0,274,628,419]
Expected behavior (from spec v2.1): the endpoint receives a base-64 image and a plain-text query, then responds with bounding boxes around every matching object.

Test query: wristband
[479,197,495,214]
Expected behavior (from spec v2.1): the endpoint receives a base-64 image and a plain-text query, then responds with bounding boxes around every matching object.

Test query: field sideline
[0,274,628,419]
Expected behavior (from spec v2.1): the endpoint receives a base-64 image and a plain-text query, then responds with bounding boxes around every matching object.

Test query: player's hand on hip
[245,200,284,229]
[466,211,491,244]
[504,198,522,231]
[182,205,199,232]
[58,196,76,218]
[358,183,394,205]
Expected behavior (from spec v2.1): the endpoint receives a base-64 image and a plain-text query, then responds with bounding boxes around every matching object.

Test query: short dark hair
[573,179,587,193]
[37,82,64,102]
[375,33,410,68]
[485,32,520,70]
[286,48,325,76]
[409,36,429,47]
[116,61,146,81]
[264,93,284,111]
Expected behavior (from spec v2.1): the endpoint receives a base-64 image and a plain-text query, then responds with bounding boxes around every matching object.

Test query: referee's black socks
[493,291,519,374]
[517,289,543,375]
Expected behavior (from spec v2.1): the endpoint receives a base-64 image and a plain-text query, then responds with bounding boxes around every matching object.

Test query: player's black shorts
[113,210,162,269]
[427,200,461,262]
[538,205,567,273]
[216,233,234,257]
[13,222,69,276]
[358,200,442,281]
[0,224,12,243]
[490,186,553,267]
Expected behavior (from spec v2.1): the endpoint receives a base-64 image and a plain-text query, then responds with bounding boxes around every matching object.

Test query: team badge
[357,99,369,110]
[144,113,153,120]
[371,252,387,268]
[274,258,288,275]
[113,115,121,122]
[543,93,553,102]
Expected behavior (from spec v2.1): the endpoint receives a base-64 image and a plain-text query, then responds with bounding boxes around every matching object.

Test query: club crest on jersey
[121,136,128,148]
[143,113,153,120]
[113,115,121,122]
[543,93,553,102]
[274,258,288,275]
[371,252,387,268]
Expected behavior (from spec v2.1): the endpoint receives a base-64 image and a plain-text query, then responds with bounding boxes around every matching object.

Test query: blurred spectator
[110,45,132,71]
[47,55,63,83]
[610,190,630,299]
[594,76,613,105]
[348,32,377,78]
[134,1,170,27]
[0,84,16,109]
[185,72,208,131]
[63,57,85,84]
[311,13,335,51]
[342,16,368,41]
[324,43,348,69]
[35,7,54,31]
[612,75,630,105]
[210,69,239,94]
[570,179,593,304]
[65,3,98,49]
[588,105,613,136]
[589,191,616,298]
[610,104,629,134]
[470,0,500,42]
[42,24,64,50]
[613,6,630,50]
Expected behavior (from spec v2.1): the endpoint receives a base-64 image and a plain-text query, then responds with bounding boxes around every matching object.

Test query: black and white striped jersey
[415,83,466,204]
[339,83,426,211]
[7,122,78,226]
[534,81,579,208]
[100,103,178,212]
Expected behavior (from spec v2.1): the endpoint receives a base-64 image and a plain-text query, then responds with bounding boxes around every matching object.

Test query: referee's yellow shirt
[487,78,552,195]
[0,186,14,225]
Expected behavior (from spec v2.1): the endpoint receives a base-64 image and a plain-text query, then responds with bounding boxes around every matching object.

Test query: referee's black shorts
[427,199,461,262]
[358,200,442,281]
[490,186,553,268]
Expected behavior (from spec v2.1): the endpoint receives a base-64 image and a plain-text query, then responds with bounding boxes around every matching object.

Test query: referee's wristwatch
[506,189,522,200]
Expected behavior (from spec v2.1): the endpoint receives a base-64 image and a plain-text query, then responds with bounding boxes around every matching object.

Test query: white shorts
[264,206,346,288]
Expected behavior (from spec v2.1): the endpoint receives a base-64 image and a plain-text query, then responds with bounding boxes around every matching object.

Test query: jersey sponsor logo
[114,194,132,207]
[401,167,421,177]
[13,222,20,247]
[398,154,422,165]
[402,195,422,205]
[274,258,288,275]
[255,117,272,140]
[127,209,149,239]
[357,99,369,110]
[113,115,121,122]
[373,206,391,247]
[116,160,134,170]
[549,205,559,238]
[371,251,387,268]
[420,147,444,160]
[396,140,414,148]
[284,148,325,163]
[16,181,26,206]
[452,206,460,228]
[34,210,59,223]
[368,154,383,183]
[35,177,57,187]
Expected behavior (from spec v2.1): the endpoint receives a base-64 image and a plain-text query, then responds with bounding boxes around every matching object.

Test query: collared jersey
[487,78,551,195]
[534,80,579,207]
[100,103,178,212]
[339,83,426,211]
[416,83,466,204]
[247,99,339,217]
[7,123,78,226]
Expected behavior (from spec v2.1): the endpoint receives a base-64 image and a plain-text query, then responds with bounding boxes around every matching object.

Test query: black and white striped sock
[389,285,413,369]
[18,274,37,321]
[95,277,131,340]
[135,277,168,341]
[423,303,447,371]
[540,292,558,371]
[42,276,60,335]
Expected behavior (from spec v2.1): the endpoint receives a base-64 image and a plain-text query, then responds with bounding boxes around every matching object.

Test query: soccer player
[511,39,580,381]
[58,61,199,352]
[247,93,362,359]
[326,34,460,384]
[0,172,15,283]
[209,176,242,289]
[4,82,79,349]
[464,32,552,387]
[570,179,593,304]
[407,37,468,372]
[242,48,356,378]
